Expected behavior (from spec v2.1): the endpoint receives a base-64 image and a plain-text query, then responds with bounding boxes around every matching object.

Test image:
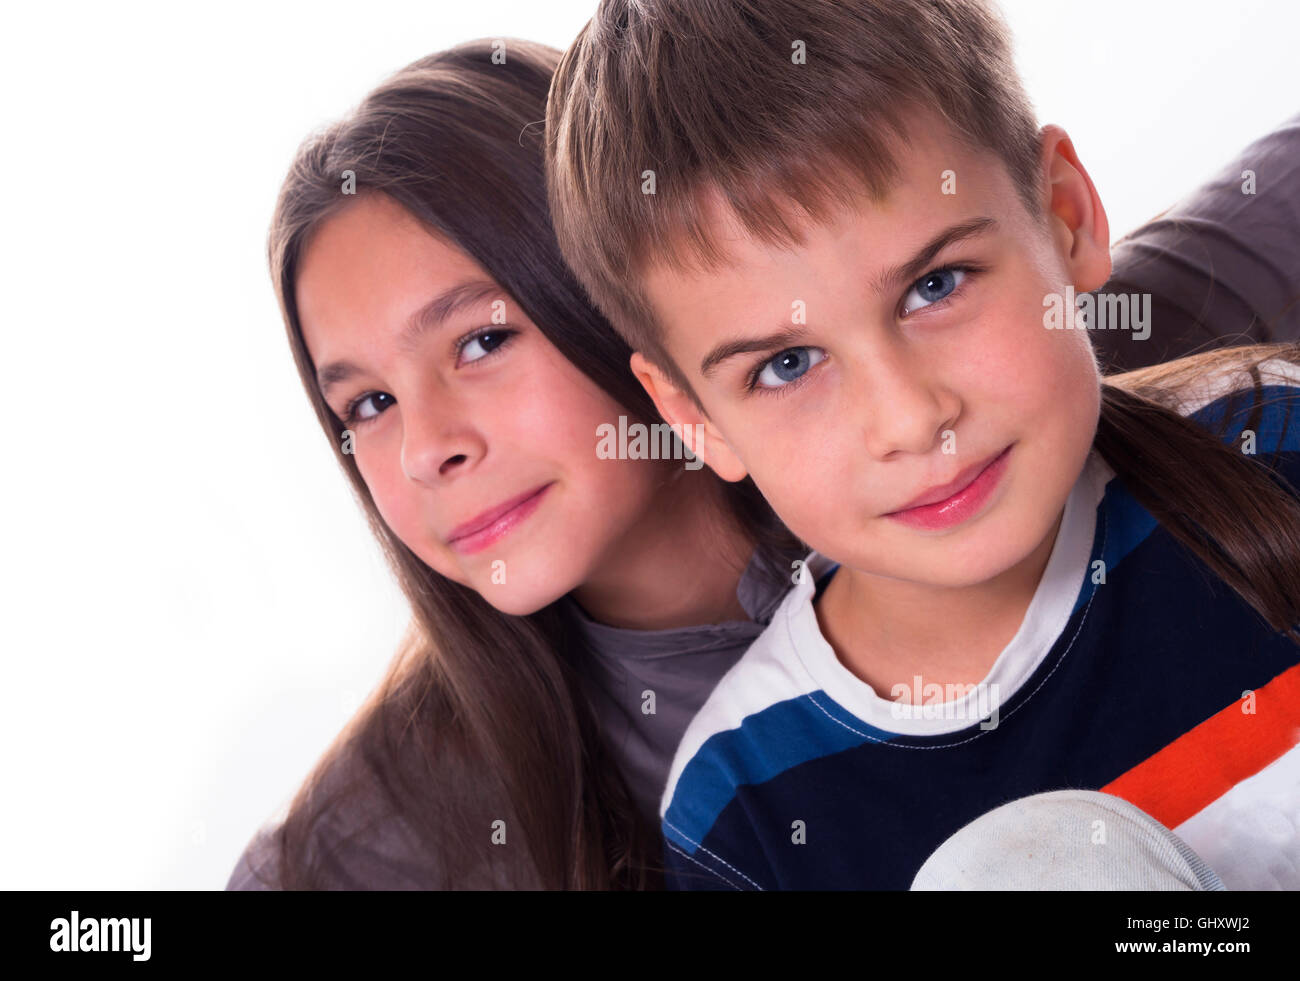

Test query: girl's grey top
[564,543,823,828]
[227,112,1300,889]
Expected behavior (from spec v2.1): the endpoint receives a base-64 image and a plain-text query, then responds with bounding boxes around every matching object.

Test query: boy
[545,0,1300,888]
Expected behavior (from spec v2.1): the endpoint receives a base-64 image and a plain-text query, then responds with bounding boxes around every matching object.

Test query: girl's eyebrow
[316,278,505,397]
[698,216,997,380]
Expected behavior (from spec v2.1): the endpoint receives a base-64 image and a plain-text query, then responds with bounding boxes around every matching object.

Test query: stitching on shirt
[665,839,744,891]
[663,817,764,890]
[800,501,1109,752]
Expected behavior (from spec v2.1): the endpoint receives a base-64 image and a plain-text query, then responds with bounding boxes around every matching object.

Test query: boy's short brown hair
[545,0,1046,403]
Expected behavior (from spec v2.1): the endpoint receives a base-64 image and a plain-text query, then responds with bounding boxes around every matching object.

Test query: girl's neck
[570,466,757,631]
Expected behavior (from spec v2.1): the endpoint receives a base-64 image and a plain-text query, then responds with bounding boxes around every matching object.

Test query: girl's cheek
[353,451,384,497]
[354,454,411,539]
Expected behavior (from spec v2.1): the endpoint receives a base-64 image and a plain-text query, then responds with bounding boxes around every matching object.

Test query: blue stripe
[663,691,901,854]
[1191,382,1300,452]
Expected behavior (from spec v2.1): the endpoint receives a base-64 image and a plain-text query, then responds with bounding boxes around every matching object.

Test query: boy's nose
[855,349,960,460]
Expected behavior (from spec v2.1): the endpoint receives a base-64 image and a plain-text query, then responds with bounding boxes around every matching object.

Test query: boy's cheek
[747,459,842,541]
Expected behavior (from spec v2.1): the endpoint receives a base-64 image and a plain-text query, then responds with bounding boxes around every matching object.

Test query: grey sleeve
[222,741,452,890]
[223,810,459,891]
[223,769,542,890]
[1094,112,1300,374]
[225,824,282,890]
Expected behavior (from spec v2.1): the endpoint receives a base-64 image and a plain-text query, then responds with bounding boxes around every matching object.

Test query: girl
[229,37,1300,889]
[232,38,802,890]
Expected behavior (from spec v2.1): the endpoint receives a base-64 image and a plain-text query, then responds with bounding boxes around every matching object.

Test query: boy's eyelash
[743,356,819,399]
[899,263,983,318]
[742,263,984,398]
[337,325,519,425]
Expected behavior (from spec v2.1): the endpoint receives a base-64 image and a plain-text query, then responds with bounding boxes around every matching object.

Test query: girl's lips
[447,482,553,555]
[884,444,1013,532]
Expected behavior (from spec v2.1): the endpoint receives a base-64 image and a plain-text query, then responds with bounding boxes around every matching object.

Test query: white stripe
[1173,742,1300,890]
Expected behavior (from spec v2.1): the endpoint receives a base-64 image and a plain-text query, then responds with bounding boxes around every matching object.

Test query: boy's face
[634,113,1111,588]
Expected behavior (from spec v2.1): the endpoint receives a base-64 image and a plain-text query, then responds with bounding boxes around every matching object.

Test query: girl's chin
[471,574,576,617]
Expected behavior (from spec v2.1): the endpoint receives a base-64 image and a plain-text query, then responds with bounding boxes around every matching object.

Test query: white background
[1,0,1296,889]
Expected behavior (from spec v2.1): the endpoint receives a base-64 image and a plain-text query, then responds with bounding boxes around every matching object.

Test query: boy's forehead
[641,122,1015,368]
[653,114,1009,273]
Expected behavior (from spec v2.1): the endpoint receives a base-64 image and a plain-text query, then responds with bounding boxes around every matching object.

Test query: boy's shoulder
[658,549,835,818]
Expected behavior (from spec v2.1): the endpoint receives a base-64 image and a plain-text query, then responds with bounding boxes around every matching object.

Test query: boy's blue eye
[900,267,967,317]
[753,346,827,390]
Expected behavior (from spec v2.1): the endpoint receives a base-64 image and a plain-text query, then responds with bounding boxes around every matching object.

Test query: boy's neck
[570,467,755,631]
[814,509,1065,703]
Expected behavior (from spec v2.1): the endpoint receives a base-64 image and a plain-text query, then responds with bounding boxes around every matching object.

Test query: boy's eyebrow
[870,216,998,296]
[699,325,814,380]
[698,216,999,380]
[316,279,504,397]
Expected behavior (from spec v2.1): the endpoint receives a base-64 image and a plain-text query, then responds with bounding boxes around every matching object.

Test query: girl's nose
[400,400,486,485]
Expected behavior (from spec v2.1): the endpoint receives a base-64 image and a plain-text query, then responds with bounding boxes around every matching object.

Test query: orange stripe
[1102,662,1300,828]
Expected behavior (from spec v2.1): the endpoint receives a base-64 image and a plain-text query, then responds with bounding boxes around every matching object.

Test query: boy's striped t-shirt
[659,358,1300,890]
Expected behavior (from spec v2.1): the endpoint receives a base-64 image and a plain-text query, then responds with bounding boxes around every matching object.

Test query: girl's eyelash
[337,326,520,425]
[338,392,385,427]
[742,263,985,398]
[453,325,519,363]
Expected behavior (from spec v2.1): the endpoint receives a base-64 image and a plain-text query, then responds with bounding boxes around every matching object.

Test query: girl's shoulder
[1105,343,1300,420]
[225,685,544,890]
[224,737,445,890]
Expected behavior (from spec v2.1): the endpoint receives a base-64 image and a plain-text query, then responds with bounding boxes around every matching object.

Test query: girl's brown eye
[345,392,395,424]
[457,328,517,364]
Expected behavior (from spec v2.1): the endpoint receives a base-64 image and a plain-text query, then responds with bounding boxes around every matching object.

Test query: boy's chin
[820,513,1038,588]
[927,509,1063,588]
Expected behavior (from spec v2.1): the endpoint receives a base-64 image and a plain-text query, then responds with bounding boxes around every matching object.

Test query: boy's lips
[885,444,1013,514]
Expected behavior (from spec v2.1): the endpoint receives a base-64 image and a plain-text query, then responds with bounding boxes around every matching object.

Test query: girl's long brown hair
[1098,342,1300,646]
[260,39,1300,890]
[260,38,797,890]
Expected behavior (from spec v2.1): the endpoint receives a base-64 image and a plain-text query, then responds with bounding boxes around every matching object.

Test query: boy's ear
[629,352,749,482]
[1037,123,1112,293]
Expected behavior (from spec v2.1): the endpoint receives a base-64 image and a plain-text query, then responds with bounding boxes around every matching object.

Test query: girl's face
[296,193,665,615]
